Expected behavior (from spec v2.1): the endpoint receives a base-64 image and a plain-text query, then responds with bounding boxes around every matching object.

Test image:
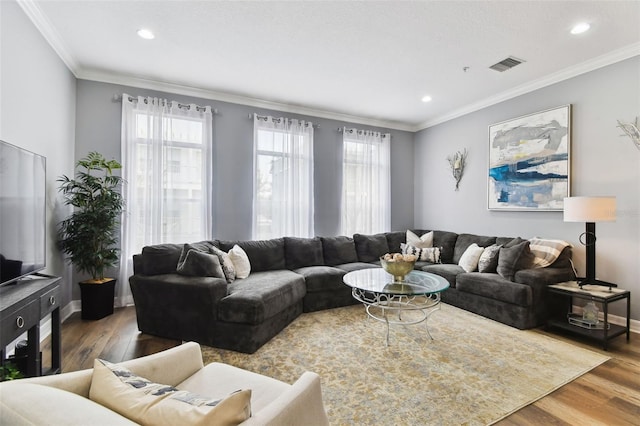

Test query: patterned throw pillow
[457,243,485,272]
[406,230,434,249]
[478,244,502,273]
[210,246,236,283]
[401,243,441,263]
[89,359,251,426]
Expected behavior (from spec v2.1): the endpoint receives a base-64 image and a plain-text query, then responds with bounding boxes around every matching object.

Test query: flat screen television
[0,140,47,285]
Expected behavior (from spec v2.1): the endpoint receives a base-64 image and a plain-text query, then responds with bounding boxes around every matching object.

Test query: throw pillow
[89,359,251,426]
[477,244,502,273]
[229,244,251,279]
[210,246,236,283]
[497,240,531,281]
[401,243,441,263]
[176,246,225,278]
[406,230,434,249]
[529,238,571,268]
[457,243,485,272]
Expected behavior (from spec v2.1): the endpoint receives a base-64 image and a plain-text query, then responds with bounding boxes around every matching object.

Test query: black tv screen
[0,140,47,285]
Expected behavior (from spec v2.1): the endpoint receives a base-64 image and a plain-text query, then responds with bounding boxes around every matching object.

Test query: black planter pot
[79,278,116,320]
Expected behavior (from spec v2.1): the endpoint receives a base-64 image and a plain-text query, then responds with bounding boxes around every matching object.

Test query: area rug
[201,304,609,425]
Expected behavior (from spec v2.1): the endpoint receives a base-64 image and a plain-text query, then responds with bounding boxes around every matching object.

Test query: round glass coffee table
[343,268,449,346]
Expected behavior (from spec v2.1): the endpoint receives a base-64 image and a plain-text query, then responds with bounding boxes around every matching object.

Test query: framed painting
[488,105,571,211]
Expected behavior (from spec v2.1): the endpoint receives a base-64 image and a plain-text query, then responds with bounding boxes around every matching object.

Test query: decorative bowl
[380,254,416,282]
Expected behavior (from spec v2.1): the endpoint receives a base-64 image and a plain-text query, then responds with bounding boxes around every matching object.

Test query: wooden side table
[547,281,631,350]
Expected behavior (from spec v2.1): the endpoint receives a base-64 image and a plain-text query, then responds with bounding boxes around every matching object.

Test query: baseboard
[573,304,639,334]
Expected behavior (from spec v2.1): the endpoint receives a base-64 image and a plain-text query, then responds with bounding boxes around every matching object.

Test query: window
[253,114,314,239]
[119,94,213,306]
[341,128,391,235]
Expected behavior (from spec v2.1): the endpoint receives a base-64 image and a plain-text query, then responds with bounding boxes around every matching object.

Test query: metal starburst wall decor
[617,117,640,151]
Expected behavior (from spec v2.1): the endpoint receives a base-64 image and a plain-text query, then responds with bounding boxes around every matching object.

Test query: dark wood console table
[0,275,61,376]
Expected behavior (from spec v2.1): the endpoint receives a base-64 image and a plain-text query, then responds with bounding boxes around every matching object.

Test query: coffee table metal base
[351,287,442,346]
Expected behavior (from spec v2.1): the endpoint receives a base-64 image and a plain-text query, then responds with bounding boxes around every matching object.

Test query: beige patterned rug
[201,304,608,425]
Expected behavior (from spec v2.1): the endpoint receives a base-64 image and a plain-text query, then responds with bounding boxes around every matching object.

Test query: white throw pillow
[458,243,485,272]
[89,359,251,426]
[229,244,251,279]
[406,230,433,249]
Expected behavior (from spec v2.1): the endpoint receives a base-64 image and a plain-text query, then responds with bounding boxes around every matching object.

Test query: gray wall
[0,2,76,308]
[414,57,640,320]
[74,80,415,297]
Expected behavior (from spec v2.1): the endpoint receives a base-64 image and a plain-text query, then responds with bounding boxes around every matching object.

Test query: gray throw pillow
[176,248,224,278]
[496,241,530,281]
[478,244,502,273]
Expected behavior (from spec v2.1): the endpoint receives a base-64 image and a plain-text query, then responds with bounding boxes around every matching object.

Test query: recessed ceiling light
[137,29,155,40]
[570,22,590,35]
[421,95,432,103]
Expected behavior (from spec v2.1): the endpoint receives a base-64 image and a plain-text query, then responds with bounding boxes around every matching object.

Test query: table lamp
[563,196,616,288]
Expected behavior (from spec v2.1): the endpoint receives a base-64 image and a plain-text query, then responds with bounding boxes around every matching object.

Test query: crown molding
[77,69,415,132]
[17,0,79,76]
[415,42,640,131]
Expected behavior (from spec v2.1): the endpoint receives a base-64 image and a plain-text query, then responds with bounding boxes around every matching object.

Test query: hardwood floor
[41,307,639,425]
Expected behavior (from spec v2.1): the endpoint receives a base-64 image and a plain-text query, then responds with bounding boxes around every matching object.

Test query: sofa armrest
[243,372,329,426]
[515,267,575,287]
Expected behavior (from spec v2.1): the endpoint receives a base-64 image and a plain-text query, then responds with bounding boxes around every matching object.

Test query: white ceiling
[21,0,640,131]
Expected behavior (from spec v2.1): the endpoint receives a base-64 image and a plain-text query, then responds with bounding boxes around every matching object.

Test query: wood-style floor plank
[39,306,638,424]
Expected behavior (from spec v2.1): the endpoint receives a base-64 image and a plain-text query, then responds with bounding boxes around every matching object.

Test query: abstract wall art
[488,105,571,211]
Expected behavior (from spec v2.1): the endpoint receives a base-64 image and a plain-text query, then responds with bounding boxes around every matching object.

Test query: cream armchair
[0,342,330,425]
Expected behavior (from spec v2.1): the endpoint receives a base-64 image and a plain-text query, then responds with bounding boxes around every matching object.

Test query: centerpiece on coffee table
[380,253,417,282]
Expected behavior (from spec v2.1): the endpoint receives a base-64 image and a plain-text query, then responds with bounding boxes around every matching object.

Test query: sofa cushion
[0,382,137,425]
[354,233,390,262]
[141,243,184,275]
[177,248,225,278]
[218,239,285,272]
[456,273,532,307]
[453,234,497,264]
[497,241,532,281]
[432,231,459,264]
[458,243,485,272]
[320,236,358,265]
[385,231,405,253]
[294,265,346,292]
[90,359,251,426]
[335,262,379,273]
[284,237,324,270]
[477,244,502,273]
[218,270,305,324]
[421,263,465,287]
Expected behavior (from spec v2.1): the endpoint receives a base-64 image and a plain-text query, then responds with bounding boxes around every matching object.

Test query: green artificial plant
[58,152,124,281]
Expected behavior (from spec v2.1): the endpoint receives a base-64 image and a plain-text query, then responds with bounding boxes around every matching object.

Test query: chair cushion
[217,270,305,324]
[421,263,465,287]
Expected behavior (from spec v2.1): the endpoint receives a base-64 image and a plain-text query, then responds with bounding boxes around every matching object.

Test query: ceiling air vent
[489,56,525,72]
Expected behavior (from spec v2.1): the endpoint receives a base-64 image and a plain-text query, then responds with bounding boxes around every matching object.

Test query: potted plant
[58,152,124,320]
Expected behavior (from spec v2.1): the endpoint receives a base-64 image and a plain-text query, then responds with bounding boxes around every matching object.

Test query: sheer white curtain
[340,128,391,235]
[117,94,213,306]
[253,114,314,239]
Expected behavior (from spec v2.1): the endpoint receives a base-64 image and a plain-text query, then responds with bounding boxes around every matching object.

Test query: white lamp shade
[563,196,616,222]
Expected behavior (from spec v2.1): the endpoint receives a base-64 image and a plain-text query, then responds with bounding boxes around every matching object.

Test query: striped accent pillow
[401,243,441,263]
[529,238,571,268]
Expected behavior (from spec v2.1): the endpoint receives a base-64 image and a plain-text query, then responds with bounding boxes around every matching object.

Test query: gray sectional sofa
[129,230,575,353]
